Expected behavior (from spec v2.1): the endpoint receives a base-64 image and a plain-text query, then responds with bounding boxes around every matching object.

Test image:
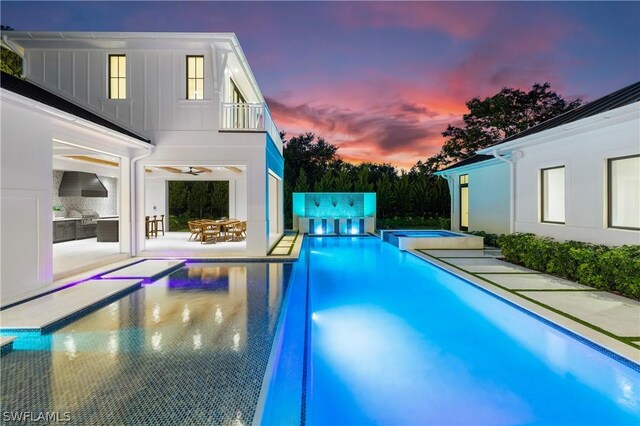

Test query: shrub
[498,233,640,300]
[467,231,502,247]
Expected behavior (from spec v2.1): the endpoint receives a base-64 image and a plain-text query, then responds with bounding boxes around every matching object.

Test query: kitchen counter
[97,218,119,242]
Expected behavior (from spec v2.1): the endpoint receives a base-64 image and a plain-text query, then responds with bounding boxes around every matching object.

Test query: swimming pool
[2,239,639,425]
[381,229,484,250]
[1,262,291,425]
[262,236,640,425]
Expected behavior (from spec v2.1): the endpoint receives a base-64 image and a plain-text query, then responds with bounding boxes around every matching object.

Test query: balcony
[220,103,283,153]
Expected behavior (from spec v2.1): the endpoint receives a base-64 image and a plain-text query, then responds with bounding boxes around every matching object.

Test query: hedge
[498,233,640,300]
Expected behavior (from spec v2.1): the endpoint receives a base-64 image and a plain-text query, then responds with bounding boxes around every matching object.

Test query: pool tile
[478,273,593,290]
[518,290,640,337]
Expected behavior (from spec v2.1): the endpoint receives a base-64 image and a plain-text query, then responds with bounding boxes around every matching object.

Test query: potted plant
[53,205,64,218]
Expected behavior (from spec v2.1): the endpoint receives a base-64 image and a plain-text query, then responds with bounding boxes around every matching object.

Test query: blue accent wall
[266,133,284,178]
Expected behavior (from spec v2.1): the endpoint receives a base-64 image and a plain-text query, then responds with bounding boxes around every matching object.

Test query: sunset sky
[2,1,639,169]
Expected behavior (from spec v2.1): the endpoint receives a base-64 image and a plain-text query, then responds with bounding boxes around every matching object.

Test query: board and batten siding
[25,50,219,133]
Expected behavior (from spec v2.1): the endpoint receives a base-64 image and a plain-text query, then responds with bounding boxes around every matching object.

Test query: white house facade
[435,82,640,246]
[0,32,284,306]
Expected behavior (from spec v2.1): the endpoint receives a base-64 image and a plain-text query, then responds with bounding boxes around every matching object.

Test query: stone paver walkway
[417,248,640,347]
[269,232,299,256]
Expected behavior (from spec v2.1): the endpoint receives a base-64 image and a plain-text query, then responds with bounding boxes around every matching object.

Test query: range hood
[58,172,108,197]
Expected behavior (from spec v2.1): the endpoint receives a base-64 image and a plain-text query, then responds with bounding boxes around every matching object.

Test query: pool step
[0,279,142,332]
[100,259,185,280]
[1,336,16,355]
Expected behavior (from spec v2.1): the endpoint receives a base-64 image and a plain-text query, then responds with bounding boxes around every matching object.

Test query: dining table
[199,219,240,243]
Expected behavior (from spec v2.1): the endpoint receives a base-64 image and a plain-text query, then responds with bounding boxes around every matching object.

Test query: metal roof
[435,154,495,173]
[1,72,151,143]
[498,80,640,145]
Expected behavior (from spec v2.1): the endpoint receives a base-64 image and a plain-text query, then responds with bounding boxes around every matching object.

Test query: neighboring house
[435,82,640,246]
[0,32,284,305]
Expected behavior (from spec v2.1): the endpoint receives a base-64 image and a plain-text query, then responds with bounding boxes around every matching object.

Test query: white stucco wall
[513,108,639,245]
[444,160,511,235]
[144,179,167,219]
[468,162,510,235]
[1,101,54,302]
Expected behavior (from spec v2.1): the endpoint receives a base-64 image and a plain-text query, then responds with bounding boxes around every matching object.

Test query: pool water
[1,262,291,425]
[303,237,639,425]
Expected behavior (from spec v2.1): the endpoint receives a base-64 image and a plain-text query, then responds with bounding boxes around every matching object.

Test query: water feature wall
[292,192,376,234]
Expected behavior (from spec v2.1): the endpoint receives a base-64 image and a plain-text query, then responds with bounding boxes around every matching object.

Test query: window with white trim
[541,166,565,224]
[608,155,639,230]
[186,55,204,100]
[108,55,126,99]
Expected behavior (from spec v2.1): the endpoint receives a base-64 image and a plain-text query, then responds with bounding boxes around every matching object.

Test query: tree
[283,132,338,189]
[1,26,22,78]
[353,167,374,192]
[427,83,582,171]
[375,174,394,217]
[293,168,310,192]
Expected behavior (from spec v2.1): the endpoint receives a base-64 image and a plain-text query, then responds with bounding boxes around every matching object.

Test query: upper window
[108,55,126,99]
[186,56,204,100]
[608,155,640,230]
[541,166,565,224]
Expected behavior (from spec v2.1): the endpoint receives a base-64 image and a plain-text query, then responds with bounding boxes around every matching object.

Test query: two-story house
[0,32,284,305]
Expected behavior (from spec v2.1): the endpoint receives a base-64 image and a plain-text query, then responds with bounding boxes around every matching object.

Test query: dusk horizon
[2,1,638,168]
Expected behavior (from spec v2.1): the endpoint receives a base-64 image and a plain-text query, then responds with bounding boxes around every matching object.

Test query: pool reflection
[1,262,292,425]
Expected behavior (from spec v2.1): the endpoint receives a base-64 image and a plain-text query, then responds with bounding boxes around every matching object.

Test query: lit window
[109,55,126,99]
[541,166,565,224]
[608,155,639,230]
[186,55,204,100]
[459,174,469,230]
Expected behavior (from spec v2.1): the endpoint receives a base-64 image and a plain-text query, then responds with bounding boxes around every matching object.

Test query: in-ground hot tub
[381,229,484,251]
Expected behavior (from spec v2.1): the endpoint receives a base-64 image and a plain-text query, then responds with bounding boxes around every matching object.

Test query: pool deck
[411,248,640,363]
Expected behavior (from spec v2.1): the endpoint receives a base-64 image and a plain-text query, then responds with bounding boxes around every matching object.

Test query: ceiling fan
[154,166,213,175]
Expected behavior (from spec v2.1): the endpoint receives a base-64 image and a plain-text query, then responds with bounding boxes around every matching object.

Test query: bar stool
[145,216,151,239]
[156,214,165,236]
[146,216,157,238]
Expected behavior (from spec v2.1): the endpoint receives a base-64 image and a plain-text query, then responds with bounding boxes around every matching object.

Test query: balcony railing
[220,102,283,153]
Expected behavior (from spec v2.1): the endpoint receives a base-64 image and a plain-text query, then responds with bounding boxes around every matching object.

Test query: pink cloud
[327,2,497,39]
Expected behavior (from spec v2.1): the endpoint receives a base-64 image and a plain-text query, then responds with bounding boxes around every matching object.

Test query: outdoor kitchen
[52,170,119,243]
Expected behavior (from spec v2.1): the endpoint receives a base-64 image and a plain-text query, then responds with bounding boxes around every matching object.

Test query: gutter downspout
[491,150,522,234]
[130,145,155,256]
